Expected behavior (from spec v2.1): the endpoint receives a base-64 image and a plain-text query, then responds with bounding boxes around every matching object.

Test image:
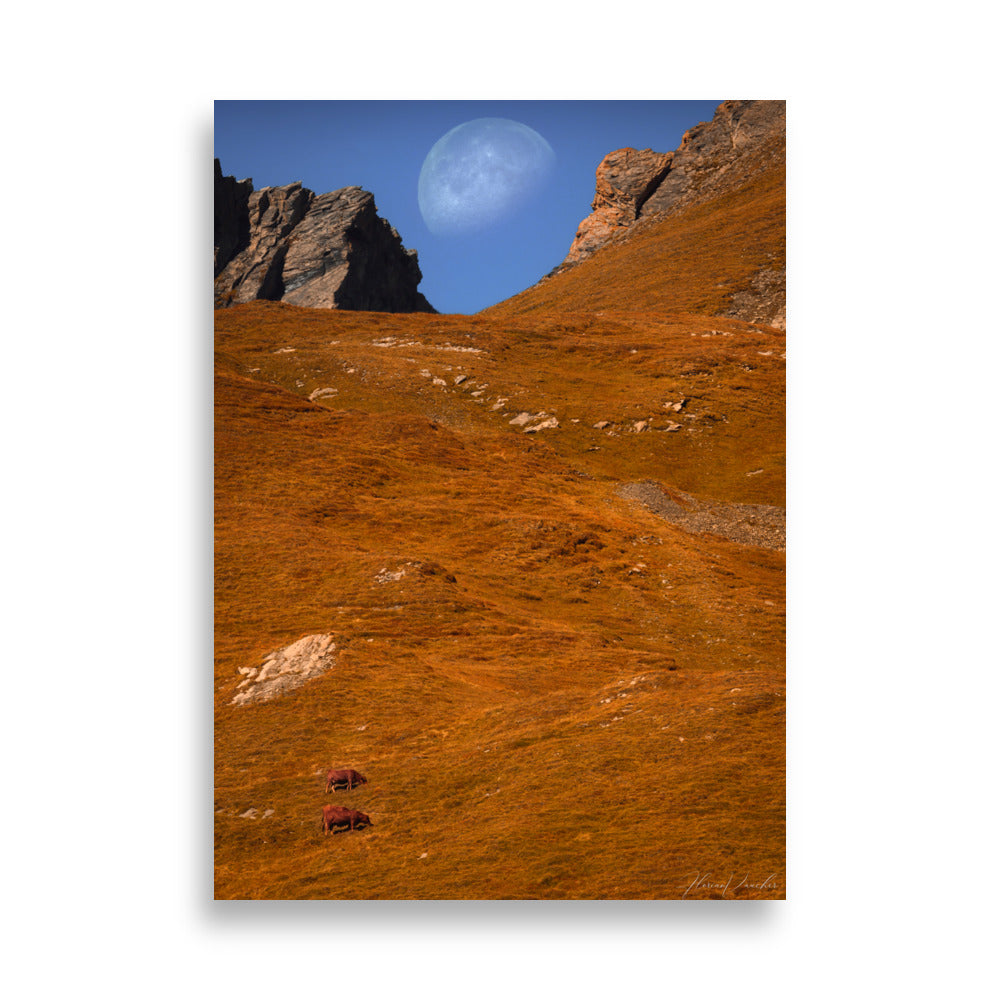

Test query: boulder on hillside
[214,160,435,313]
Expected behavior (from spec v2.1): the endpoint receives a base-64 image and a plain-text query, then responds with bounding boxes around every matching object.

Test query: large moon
[418,118,556,237]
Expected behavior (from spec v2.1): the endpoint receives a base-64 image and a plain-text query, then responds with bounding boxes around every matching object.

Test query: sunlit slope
[483,163,784,320]
[215,301,785,899]
[215,302,784,506]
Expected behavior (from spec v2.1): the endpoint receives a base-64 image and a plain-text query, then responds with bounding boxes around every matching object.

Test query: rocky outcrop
[562,100,785,267]
[216,176,312,304]
[214,160,435,313]
[564,148,673,265]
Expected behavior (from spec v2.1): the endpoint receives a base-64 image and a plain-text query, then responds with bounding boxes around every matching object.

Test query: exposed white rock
[371,336,419,348]
[524,417,559,433]
[510,411,555,431]
[309,387,338,401]
[633,420,649,433]
[375,566,409,584]
[231,633,337,706]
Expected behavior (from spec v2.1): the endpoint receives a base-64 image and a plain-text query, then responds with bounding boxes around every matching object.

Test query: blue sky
[214,100,722,315]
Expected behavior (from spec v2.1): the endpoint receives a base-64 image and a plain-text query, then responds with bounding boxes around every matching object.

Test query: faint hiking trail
[618,481,785,551]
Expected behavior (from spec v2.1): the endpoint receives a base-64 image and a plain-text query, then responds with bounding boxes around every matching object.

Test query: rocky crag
[559,100,785,327]
[214,160,435,313]
[565,101,785,267]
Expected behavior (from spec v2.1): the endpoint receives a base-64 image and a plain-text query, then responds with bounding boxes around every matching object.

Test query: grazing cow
[325,767,368,792]
[321,804,372,834]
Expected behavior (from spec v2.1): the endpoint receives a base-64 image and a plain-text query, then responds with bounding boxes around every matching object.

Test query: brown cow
[325,767,368,792]
[321,804,373,834]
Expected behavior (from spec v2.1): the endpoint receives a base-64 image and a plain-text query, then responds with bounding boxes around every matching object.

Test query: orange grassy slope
[484,162,784,321]
[214,151,785,900]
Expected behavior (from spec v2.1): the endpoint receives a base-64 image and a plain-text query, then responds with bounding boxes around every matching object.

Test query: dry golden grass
[215,171,785,899]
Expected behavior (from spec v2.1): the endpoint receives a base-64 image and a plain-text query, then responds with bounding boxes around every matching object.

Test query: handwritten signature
[682,872,782,898]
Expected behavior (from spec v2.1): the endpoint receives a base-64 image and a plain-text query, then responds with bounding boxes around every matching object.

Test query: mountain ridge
[214,160,435,313]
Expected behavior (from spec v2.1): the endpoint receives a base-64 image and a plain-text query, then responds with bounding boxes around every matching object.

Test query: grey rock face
[218,180,312,304]
[214,160,435,313]
[639,100,785,218]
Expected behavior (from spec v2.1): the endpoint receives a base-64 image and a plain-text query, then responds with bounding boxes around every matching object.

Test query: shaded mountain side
[214,160,435,314]
[214,168,253,276]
